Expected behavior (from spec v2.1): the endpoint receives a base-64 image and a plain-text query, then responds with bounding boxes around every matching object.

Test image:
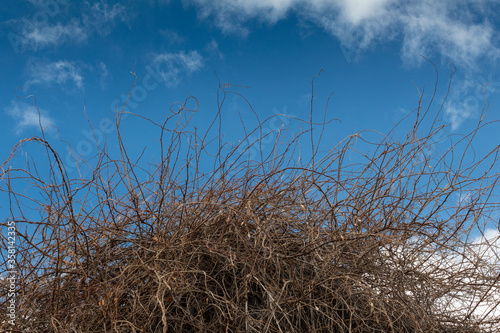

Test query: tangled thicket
[1,67,500,332]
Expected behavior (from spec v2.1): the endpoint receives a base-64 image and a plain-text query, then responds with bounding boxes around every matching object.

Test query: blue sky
[1,1,500,217]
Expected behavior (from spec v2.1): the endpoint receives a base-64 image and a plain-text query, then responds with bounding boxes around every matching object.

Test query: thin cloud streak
[24,60,85,90]
[4,101,56,135]
[8,0,130,51]
[151,50,204,87]
[187,0,500,131]
[81,1,132,37]
[20,20,87,50]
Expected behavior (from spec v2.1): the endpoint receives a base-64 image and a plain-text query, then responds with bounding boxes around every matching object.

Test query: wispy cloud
[189,0,297,36]
[444,78,477,130]
[12,20,87,51]
[7,0,130,52]
[98,61,110,90]
[443,73,495,130]
[385,228,500,323]
[81,1,132,37]
[187,0,500,69]
[399,0,498,69]
[204,39,224,59]
[24,59,85,91]
[151,50,203,87]
[159,29,185,44]
[5,100,55,135]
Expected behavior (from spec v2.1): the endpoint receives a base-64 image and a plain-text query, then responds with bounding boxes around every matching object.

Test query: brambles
[1,68,499,332]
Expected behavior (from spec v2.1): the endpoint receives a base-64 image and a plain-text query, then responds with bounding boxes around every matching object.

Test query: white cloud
[445,103,474,131]
[98,61,110,89]
[333,0,394,25]
[81,1,132,37]
[187,0,500,70]
[5,101,55,135]
[400,1,498,69]
[13,20,87,51]
[24,59,84,90]
[151,50,203,87]
[8,1,130,51]
[443,76,488,130]
[188,0,299,35]
[444,72,500,132]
